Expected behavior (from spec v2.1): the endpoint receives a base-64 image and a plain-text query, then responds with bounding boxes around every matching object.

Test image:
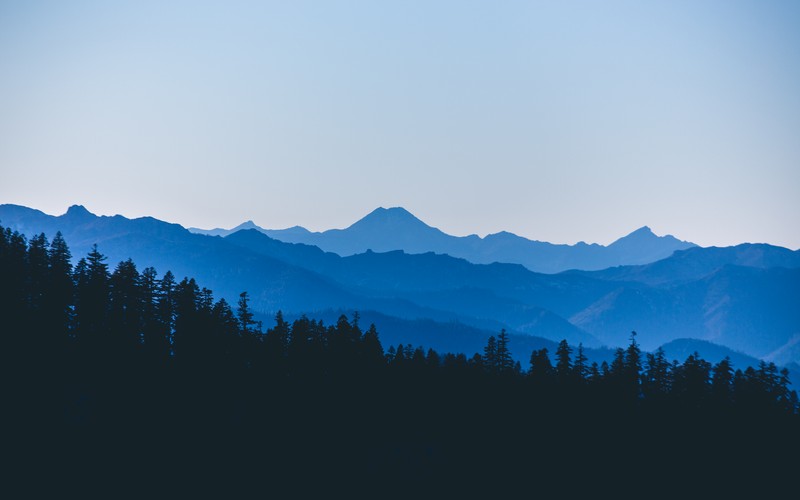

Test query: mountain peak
[368,206,416,218]
[613,226,696,247]
[628,226,655,237]
[606,225,696,266]
[350,206,428,229]
[234,220,260,230]
[64,204,94,219]
[610,226,661,246]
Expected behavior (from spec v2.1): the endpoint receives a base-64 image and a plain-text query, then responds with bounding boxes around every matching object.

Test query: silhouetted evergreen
[555,338,573,380]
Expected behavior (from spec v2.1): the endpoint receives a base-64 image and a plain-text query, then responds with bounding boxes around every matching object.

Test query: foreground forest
[2,225,798,494]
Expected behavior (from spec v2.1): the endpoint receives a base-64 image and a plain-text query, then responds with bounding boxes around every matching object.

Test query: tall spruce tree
[74,244,110,345]
[643,347,671,400]
[237,291,255,335]
[624,331,642,396]
[555,339,572,380]
[496,329,514,372]
[46,232,73,342]
[711,357,734,407]
[529,348,553,381]
[483,335,498,372]
[26,233,49,318]
[155,270,177,359]
[109,259,142,351]
[574,343,588,382]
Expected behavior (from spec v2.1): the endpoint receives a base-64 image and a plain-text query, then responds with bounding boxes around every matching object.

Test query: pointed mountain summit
[232,220,260,231]
[344,207,435,238]
[348,207,429,230]
[607,226,694,266]
[609,226,680,246]
[615,225,656,240]
[58,204,99,226]
[304,206,453,256]
[64,204,94,219]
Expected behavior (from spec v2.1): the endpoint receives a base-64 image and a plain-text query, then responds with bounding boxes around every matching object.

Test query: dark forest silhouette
[2,225,798,494]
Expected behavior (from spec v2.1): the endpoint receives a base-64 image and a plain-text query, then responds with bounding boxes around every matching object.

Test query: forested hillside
[2,224,798,494]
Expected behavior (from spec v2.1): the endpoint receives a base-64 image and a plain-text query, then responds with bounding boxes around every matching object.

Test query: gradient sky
[1,0,798,248]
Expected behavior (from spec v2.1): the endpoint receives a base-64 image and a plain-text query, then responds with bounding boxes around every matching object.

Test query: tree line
[2,224,798,493]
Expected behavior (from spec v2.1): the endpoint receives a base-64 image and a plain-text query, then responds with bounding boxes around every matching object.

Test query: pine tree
[237,291,254,335]
[0,228,28,328]
[212,298,239,337]
[210,298,241,369]
[109,259,142,351]
[643,347,671,399]
[425,348,440,368]
[139,267,159,347]
[199,287,214,315]
[266,310,290,371]
[385,345,397,364]
[496,329,514,372]
[26,233,49,317]
[555,339,572,380]
[363,324,384,368]
[73,257,89,332]
[529,348,553,381]
[74,244,110,345]
[411,346,427,368]
[173,277,201,358]
[673,352,711,408]
[711,357,734,407]
[624,331,642,392]
[589,362,601,383]
[0,227,29,368]
[574,343,588,382]
[607,347,630,402]
[46,232,73,341]
[609,348,625,377]
[392,344,407,367]
[155,270,177,359]
[483,335,498,372]
[777,368,796,413]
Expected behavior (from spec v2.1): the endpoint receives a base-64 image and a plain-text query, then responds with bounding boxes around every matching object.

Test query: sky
[1,0,798,248]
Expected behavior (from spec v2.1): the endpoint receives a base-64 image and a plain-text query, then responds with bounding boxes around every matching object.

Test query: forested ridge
[2,225,798,494]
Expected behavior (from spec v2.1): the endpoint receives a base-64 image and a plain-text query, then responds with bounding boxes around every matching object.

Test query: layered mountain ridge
[190,206,696,273]
[3,203,799,369]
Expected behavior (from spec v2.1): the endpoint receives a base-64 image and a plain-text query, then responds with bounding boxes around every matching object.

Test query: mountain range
[189,207,696,273]
[2,203,799,371]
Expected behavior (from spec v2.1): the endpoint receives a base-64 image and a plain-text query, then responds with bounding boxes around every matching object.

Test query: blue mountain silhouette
[191,206,696,273]
[4,203,799,367]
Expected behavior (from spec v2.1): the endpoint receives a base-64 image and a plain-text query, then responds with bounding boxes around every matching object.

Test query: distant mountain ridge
[3,203,799,369]
[572,244,800,286]
[0,203,602,348]
[189,206,697,273]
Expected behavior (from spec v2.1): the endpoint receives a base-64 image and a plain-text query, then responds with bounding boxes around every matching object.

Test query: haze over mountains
[190,207,696,273]
[2,203,799,371]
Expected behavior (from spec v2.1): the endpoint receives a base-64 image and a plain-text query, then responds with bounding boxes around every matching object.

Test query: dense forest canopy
[2,225,798,494]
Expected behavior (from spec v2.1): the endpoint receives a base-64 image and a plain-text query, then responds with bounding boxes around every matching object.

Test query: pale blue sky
[1,0,798,247]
